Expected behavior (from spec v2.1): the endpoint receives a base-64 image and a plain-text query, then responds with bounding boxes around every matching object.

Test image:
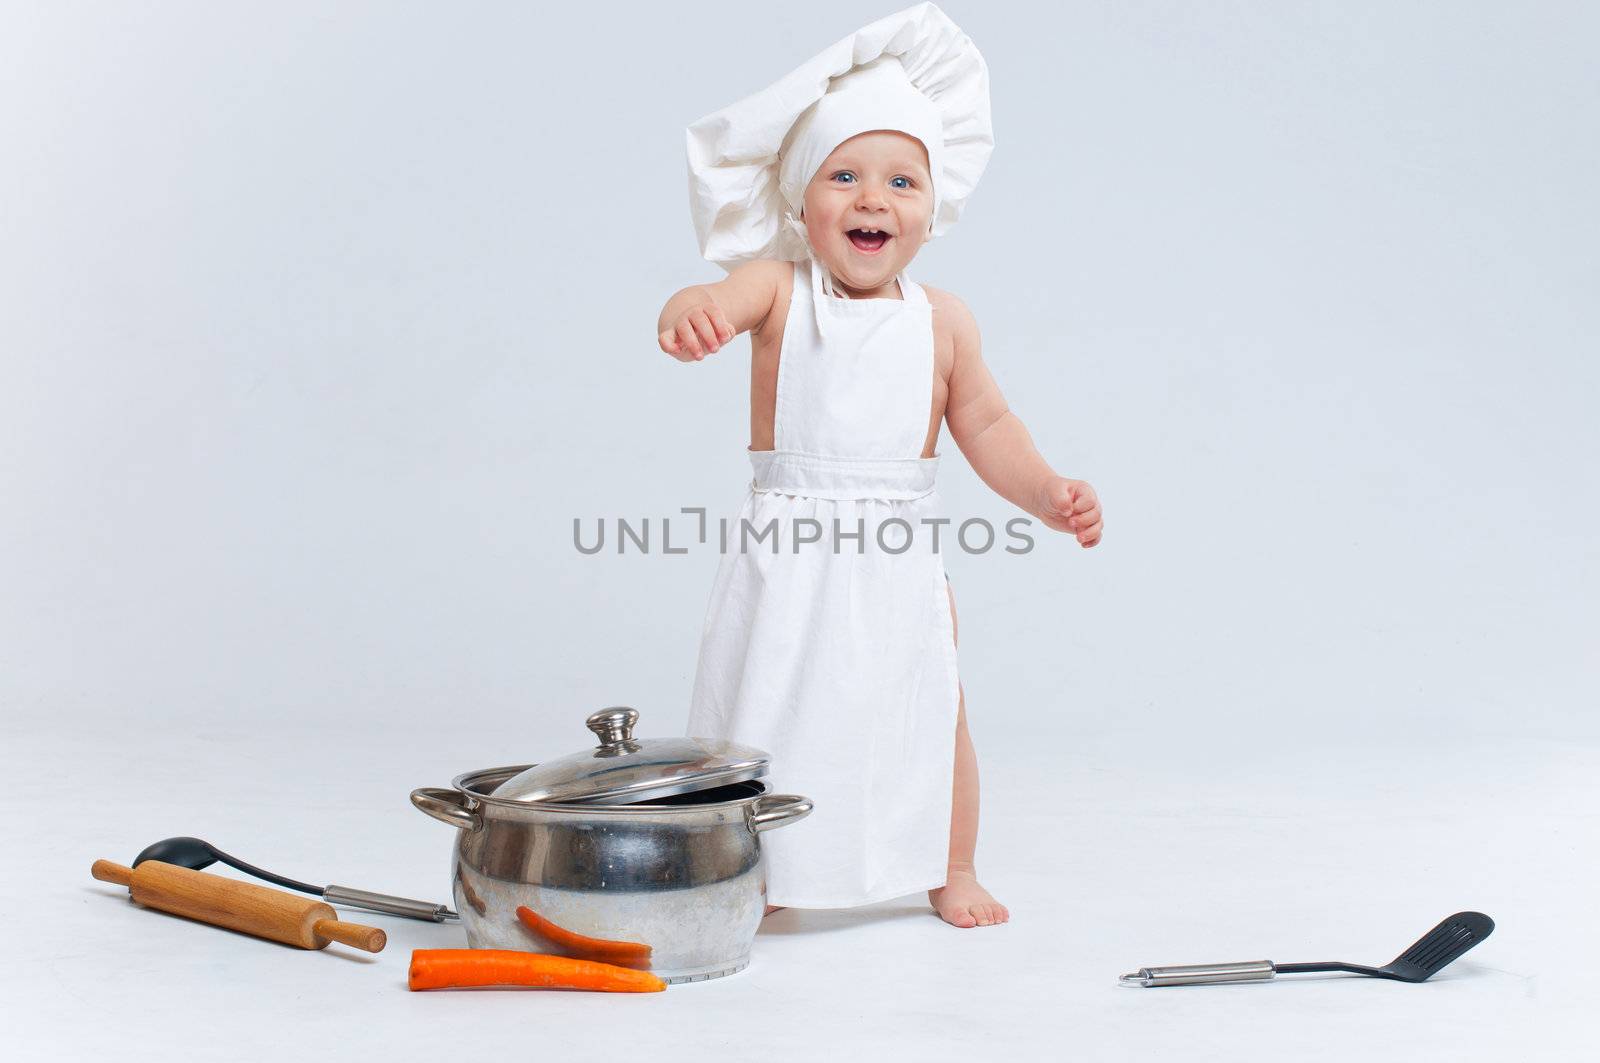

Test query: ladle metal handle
[323,884,457,922]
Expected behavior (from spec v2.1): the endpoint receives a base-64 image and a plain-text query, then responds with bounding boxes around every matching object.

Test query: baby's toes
[944,904,977,928]
[973,904,996,926]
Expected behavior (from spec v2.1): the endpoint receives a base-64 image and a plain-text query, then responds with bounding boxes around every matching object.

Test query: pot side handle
[410,787,481,831]
[747,794,814,834]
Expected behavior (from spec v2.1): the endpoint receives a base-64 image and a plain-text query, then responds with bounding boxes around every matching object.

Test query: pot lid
[491,707,770,805]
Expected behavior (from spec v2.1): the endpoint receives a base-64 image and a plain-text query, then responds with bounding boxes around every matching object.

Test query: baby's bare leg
[927,580,1010,927]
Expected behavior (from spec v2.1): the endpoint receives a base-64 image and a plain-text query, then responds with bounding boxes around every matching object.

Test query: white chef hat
[686,2,993,270]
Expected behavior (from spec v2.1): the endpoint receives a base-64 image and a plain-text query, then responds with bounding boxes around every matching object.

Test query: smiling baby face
[800,130,934,299]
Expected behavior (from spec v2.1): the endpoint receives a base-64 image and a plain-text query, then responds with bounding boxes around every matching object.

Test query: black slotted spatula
[1119,912,1495,987]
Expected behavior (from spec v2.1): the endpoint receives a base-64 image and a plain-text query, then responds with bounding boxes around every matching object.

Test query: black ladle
[133,836,457,923]
[1119,911,1495,987]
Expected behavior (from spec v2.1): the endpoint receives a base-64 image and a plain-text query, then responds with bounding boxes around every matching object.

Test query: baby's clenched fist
[660,300,735,362]
[1036,477,1103,548]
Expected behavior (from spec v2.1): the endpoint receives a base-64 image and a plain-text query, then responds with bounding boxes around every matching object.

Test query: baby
[657,4,1101,929]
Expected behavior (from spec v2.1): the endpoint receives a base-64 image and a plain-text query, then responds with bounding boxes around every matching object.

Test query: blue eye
[832,172,855,184]
[891,176,910,189]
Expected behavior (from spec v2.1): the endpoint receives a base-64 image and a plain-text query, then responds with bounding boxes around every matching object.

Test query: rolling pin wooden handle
[314,919,387,953]
[90,857,387,953]
[92,859,135,887]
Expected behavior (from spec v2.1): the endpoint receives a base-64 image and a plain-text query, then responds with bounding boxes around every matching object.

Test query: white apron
[687,255,962,908]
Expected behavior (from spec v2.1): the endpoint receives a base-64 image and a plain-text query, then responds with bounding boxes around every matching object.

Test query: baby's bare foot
[927,866,1009,928]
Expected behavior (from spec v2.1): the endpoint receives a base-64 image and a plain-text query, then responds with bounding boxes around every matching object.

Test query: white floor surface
[9,723,1594,1061]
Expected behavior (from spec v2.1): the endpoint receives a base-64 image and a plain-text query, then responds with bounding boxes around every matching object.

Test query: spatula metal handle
[1119,960,1276,987]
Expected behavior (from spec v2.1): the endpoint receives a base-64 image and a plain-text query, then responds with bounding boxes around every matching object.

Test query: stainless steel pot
[410,709,813,983]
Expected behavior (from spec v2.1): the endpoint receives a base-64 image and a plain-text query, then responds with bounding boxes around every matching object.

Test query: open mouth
[846,229,891,254]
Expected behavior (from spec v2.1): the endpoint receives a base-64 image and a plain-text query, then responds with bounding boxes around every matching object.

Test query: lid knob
[586,707,639,752]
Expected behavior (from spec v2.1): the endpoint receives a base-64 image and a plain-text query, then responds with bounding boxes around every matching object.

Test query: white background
[3,2,1595,1059]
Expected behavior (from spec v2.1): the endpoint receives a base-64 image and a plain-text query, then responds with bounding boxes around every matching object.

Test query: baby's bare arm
[943,294,1103,547]
[657,259,787,361]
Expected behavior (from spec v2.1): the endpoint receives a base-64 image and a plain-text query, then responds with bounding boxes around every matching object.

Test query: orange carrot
[407,949,665,993]
[515,905,653,966]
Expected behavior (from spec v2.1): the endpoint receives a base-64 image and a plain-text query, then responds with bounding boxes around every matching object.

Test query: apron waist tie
[749,449,939,501]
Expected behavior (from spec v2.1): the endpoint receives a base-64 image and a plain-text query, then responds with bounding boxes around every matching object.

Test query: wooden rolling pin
[92,859,387,953]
